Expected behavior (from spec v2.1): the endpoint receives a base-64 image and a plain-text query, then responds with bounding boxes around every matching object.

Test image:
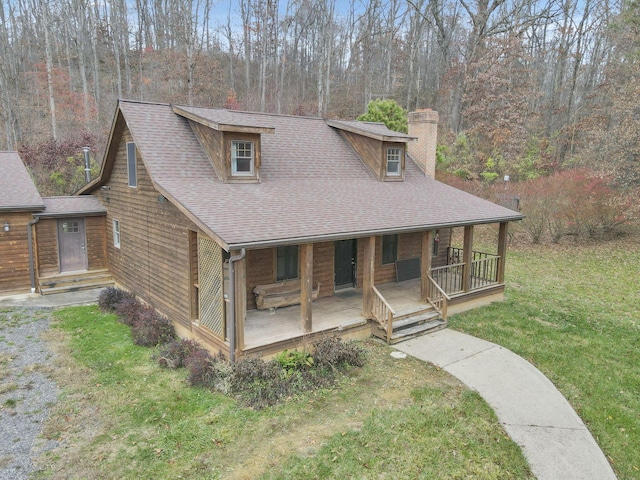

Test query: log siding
[0,212,33,294]
[95,128,200,329]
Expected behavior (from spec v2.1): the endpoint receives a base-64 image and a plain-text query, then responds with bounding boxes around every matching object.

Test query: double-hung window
[276,246,298,281]
[127,142,137,187]
[231,141,254,176]
[113,219,121,249]
[386,147,402,177]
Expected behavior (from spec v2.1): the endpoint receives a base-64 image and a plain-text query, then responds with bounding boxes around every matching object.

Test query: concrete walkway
[396,329,617,480]
[0,289,101,308]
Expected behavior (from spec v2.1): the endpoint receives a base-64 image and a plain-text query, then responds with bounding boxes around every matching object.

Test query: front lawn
[449,236,640,479]
[35,306,531,479]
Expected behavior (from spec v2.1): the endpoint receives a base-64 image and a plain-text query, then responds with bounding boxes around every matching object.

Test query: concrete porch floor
[244,278,427,349]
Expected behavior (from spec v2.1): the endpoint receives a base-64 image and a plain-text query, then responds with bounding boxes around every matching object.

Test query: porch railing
[371,285,396,343]
[435,247,502,294]
[431,263,465,295]
[425,275,450,321]
[470,255,500,289]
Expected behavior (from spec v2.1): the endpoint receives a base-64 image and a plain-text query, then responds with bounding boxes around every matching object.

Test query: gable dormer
[173,105,275,184]
[326,119,415,182]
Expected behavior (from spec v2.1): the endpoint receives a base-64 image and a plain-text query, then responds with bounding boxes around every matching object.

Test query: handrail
[371,286,396,343]
[426,275,450,321]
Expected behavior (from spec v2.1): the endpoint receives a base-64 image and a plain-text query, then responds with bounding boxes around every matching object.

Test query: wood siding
[340,130,383,179]
[35,219,59,277]
[86,216,107,270]
[94,127,199,329]
[0,211,33,294]
[189,120,225,181]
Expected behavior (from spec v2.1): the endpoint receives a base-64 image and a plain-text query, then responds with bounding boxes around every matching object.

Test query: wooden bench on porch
[253,279,320,310]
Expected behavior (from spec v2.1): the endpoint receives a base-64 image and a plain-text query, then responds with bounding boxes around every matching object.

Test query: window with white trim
[386,147,402,176]
[127,142,137,187]
[231,141,254,176]
[113,219,121,249]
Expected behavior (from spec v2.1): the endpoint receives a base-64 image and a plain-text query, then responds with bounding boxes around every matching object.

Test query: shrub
[230,357,289,408]
[98,287,134,312]
[185,350,231,392]
[157,339,207,369]
[114,297,145,327]
[131,309,175,347]
[275,349,314,376]
[312,337,365,369]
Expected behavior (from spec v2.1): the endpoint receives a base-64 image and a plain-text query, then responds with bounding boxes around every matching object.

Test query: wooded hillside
[1,0,639,191]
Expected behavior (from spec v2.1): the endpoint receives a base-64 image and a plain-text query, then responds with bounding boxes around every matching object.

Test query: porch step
[372,309,447,344]
[386,319,447,343]
[39,269,114,295]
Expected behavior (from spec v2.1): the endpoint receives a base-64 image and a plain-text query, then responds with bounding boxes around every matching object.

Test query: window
[276,245,298,281]
[432,230,440,256]
[127,142,137,187]
[382,235,397,265]
[231,141,254,176]
[113,219,121,249]
[61,221,79,233]
[386,147,402,176]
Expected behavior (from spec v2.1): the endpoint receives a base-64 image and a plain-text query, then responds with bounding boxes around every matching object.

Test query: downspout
[27,217,40,294]
[227,248,246,363]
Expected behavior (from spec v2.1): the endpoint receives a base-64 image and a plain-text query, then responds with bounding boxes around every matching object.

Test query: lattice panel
[198,235,225,338]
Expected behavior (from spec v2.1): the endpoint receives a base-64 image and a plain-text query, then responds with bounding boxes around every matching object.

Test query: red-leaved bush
[513,169,633,243]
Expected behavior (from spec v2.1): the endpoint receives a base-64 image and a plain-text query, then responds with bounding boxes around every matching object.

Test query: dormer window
[386,147,402,177]
[231,141,254,176]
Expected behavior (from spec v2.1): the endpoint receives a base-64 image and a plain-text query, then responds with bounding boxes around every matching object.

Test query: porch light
[3,221,9,232]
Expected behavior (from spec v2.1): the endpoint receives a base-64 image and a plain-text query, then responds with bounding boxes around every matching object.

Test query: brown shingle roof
[113,100,522,249]
[39,196,106,217]
[0,152,44,211]
[326,119,415,142]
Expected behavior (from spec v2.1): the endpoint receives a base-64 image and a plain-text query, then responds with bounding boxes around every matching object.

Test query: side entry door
[57,218,88,272]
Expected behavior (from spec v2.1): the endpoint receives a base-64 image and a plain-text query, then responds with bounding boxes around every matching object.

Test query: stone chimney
[408,109,439,178]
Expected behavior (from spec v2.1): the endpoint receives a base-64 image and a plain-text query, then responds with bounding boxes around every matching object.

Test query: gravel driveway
[0,307,60,480]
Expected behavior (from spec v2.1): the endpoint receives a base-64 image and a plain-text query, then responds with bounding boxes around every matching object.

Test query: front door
[57,218,87,272]
[335,239,356,290]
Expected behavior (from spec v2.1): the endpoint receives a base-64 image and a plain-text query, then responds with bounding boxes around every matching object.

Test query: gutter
[227,248,246,363]
[225,216,524,250]
[27,217,41,294]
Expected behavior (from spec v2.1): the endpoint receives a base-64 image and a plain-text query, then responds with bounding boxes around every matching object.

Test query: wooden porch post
[362,236,376,317]
[234,253,246,354]
[421,230,433,301]
[300,243,313,333]
[462,225,474,292]
[497,222,508,283]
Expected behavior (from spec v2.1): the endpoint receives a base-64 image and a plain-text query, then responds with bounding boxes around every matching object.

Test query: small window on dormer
[386,147,402,176]
[231,141,254,176]
[127,142,137,187]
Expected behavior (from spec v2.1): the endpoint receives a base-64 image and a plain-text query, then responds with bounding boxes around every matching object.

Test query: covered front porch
[237,222,509,355]
[243,278,426,352]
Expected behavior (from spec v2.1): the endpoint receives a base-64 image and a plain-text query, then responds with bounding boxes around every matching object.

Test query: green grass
[449,238,640,479]
[36,306,532,479]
